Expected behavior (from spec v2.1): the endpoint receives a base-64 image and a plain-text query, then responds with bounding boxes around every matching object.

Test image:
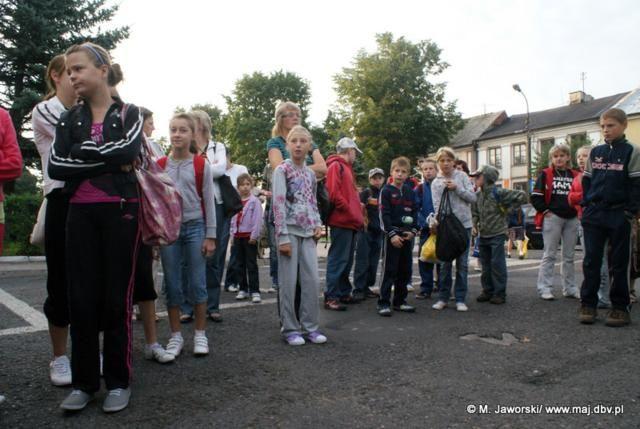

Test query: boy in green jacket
[471,166,527,304]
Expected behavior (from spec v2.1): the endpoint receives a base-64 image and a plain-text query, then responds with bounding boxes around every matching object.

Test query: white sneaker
[540,292,555,301]
[563,290,580,299]
[50,355,72,386]
[193,335,209,356]
[0,394,5,404]
[227,284,239,293]
[456,302,469,312]
[406,283,414,292]
[166,335,184,357]
[235,290,247,300]
[432,300,447,310]
[251,293,262,303]
[144,344,175,364]
[267,287,277,294]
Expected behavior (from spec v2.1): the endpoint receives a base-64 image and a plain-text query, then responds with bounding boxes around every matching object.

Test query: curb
[0,256,46,263]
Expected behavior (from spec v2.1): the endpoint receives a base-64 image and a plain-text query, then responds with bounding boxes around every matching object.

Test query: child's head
[45,54,73,100]
[286,125,312,163]
[273,101,301,137]
[236,173,254,196]
[336,137,362,164]
[64,43,120,99]
[454,159,470,175]
[190,110,212,145]
[368,168,385,188]
[390,157,411,184]
[140,107,154,138]
[169,113,197,154]
[548,143,571,169]
[600,108,627,142]
[421,158,438,181]
[576,145,591,171]
[435,146,456,175]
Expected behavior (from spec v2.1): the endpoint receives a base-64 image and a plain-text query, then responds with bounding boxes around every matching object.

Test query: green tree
[334,33,462,171]
[222,70,311,175]
[531,134,592,176]
[0,0,129,173]
[175,103,224,140]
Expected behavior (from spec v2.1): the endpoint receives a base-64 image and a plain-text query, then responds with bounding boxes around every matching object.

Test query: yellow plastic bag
[419,234,439,264]
[521,235,529,259]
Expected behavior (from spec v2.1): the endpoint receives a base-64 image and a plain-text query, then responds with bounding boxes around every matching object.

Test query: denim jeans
[478,234,508,298]
[206,203,230,313]
[418,230,436,295]
[324,227,357,300]
[161,220,208,308]
[353,230,383,292]
[438,228,471,303]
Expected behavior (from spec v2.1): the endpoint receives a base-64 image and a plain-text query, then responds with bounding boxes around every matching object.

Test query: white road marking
[0,288,48,337]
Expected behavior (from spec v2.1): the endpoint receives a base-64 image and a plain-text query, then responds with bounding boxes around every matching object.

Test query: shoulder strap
[157,156,168,169]
[193,155,205,199]
[492,187,501,203]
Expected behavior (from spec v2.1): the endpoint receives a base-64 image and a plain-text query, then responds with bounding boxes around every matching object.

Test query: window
[488,147,502,168]
[569,132,588,145]
[512,143,526,166]
[512,181,528,192]
[538,138,554,157]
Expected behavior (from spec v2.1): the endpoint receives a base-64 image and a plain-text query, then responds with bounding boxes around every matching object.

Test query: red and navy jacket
[379,181,418,238]
[530,166,579,228]
[583,136,640,217]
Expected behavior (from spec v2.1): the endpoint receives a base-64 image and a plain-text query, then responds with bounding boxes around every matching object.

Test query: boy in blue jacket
[414,158,438,299]
[579,108,640,327]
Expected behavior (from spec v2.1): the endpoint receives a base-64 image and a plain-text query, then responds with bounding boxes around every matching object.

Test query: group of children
[23,39,639,415]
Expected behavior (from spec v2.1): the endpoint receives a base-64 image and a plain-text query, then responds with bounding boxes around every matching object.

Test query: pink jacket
[0,108,23,202]
[230,194,263,241]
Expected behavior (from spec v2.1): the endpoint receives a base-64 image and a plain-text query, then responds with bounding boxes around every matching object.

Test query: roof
[449,111,507,148]
[476,92,629,141]
[613,88,640,115]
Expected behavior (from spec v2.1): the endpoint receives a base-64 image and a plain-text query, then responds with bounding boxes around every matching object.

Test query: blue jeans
[478,234,508,298]
[353,230,382,292]
[161,220,208,308]
[438,228,471,303]
[206,203,230,313]
[324,227,357,300]
[418,230,435,295]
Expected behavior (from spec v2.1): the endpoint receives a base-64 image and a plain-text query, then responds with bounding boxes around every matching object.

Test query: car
[522,203,543,249]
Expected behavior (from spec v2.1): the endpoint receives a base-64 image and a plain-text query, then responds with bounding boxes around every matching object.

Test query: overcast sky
[111,0,640,139]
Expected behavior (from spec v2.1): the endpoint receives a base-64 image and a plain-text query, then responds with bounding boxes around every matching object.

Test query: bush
[2,193,43,256]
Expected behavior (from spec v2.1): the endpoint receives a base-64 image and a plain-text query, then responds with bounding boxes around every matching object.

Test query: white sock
[171,332,183,339]
[146,342,161,350]
[195,330,206,337]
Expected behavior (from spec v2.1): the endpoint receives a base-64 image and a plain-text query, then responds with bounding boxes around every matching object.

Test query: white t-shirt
[32,96,66,195]
[226,163,249,188]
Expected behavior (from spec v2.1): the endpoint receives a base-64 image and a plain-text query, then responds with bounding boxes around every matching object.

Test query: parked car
[522,203,543,249]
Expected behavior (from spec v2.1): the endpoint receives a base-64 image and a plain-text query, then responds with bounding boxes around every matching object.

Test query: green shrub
[2,193,43,256]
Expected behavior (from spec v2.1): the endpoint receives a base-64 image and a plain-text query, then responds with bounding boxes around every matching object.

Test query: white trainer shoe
[166,335,184,357]
[456,302,469,312]
[144,344,175,364]
[540,292,555,300]
[432,300,447,310]
[235,290,247,300]
[50,355,72,386]
[251,293,262,303]
[227,284,239,293]
[193,335,209,356]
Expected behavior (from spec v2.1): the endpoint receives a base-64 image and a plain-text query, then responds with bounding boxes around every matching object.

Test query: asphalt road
[0,248,639,428]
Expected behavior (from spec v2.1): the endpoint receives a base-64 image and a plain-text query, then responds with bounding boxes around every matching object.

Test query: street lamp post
[513,84,532,194]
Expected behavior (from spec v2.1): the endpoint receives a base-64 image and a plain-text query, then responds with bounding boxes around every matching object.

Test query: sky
[110,0,640,139]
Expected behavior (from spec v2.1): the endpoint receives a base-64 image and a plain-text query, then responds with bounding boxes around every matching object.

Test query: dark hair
[454,159,470,174]
[601,108,627,124]
[65,42,123,88]
[140,107,153,121]
[236,173,254,187]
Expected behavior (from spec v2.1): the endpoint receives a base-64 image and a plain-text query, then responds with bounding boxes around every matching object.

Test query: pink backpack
[123,105,183,245]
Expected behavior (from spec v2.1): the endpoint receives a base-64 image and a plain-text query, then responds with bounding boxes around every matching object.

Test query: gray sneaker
[102,388,131,413]
[60,389,93,411]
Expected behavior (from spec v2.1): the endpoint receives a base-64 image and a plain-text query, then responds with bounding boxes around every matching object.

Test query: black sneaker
[476,292,492,302]
[365,288,379,298]
[415,292,431,300]
[605,309,631,327]
[339,295,359,304]
[377,306,392,317]
[489,296,505,305]
[352,290,366,301]
[393,303,416,313]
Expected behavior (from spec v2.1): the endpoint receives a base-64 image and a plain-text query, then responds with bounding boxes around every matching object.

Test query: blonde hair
[286,125,312,142]
[435,146,456,162]
[391,156,411,173]
[45,55,66,100]
[576,145,591,157]
[272,101,301,138]
[548,143,572,168]
[170,113,198,154]
[65,42,123,87]
[190,110,212,141]
[422,158,438,170]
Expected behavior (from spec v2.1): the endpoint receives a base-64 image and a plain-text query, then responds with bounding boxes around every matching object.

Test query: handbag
[29,198,47,246]
[122,104,182,246]
[435,189,469,262]
[210,142,242,217]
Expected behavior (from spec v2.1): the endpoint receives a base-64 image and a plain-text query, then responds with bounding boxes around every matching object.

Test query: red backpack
[157,155,206,215]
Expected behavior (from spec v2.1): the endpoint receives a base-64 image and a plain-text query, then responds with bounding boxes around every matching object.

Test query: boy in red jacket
[0,108,23,255]
[324,137,365,311]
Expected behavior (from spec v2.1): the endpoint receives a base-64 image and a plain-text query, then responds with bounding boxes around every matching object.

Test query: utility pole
[580,72,587,93]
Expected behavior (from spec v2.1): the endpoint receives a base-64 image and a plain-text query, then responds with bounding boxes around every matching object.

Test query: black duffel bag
[435,188,468,262]
[218,174,243,217]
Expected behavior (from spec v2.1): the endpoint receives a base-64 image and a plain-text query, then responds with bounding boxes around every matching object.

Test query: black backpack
[435,189,469,262]
[211,142,242,217]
